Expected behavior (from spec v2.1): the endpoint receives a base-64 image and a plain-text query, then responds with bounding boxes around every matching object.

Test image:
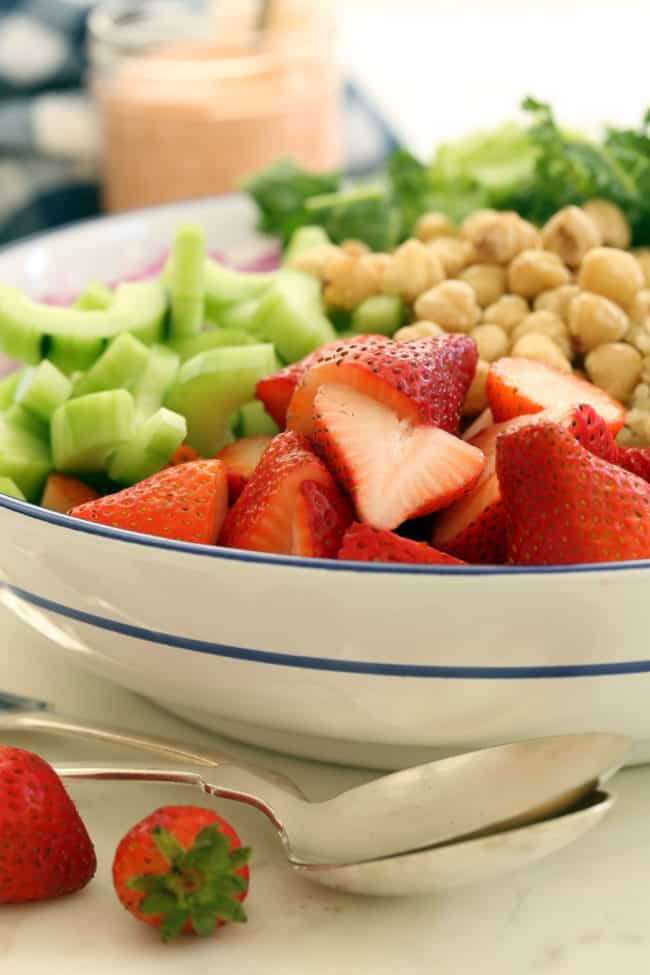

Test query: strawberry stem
[126,824,250,942]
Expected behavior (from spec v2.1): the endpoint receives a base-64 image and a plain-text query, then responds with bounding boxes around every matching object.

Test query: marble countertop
[2,613,650,974]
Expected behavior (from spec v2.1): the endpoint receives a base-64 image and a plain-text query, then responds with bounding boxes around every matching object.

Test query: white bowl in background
[1,195,650,770]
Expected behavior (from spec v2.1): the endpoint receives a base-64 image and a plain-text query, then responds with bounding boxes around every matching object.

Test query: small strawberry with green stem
[112,805,251,942]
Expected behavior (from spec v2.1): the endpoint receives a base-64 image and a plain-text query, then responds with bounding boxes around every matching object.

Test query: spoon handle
[55,764,291,840]
[0,708,304,797]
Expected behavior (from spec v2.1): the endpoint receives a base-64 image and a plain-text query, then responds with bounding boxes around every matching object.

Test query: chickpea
[578,247,644,308]
[469,323,509,363]
[462,359,490,416]
[585,342,642,401]
[414,280,481,333]
[583,199,631,249]
[288,243,342,279]
[414,212,458,242]
[512,310,573,359]
[457,263,507,307]
[511,333,572,373]
[540,206,601,268]
[568,292,628,353]
[628,289,650,327]
[461,210,540,264]
[533,284,580,320]
[634,249,650,288]
[381,239,445,303]
[627,321,650,356]
[341,239,370,258]
[483,294,529,333]
[508,249,571,299]
[427,236,476,276]
[323,252,382,310]
[394,320,445,342]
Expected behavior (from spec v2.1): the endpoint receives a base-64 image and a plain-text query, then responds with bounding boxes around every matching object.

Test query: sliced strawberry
[167,444,200,466]
[434,407,575,563]
[311,383,484,531]
[462,407,494,442]
[216,435,273,502]
[219,431,352,556]
[70,459,228,545]
[41,473,99,514]
[497,420,650,564]
[293,479,354,558]
[569,403,650,482]
[338,522,466,564]
[287,334,478,437]
[486,357,625,433]
[255,335,379,428]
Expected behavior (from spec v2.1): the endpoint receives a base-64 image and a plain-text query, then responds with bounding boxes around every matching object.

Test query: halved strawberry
[462,407,494,442]
[497,420,650,564]
[287,334,478,438]
[338,522,466,564]
[70,460,228,545]
[216,435,273,502]
[255,335,380,428]
[311,383,485,532]
[486,357,625,433]
[434,406,574,563]
[570,403,650,482]
[41,473,99,514]
[219,431,353,556]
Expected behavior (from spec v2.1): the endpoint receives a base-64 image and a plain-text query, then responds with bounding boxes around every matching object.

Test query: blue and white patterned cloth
[0,0,400,246]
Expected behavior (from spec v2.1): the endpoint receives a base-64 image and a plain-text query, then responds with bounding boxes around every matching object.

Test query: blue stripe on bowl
[7,583,650,679]
[2,493,650,576]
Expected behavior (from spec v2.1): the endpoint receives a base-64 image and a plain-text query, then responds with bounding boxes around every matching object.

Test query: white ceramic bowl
[1,195,650,770]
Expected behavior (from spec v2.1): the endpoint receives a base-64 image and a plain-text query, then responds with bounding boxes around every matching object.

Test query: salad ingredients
[569,402,650,482]
[497,419,650,564]
[107,407,187,485]
[338,522,466,564]
[311,382,484,531]
[245,99,650,249]
[0,408,52,501]
[70,459,228,545]
[0,476,25,500]
[216,435,274,502]
[0,746,96,904]
[15,361,72,422]
[486,357,625,431]
[51,389,135,474]
[287,334,477,437]
[112,805,250,942]
[220,430,353,557]
[165,344,278,456]
[41,472,99,512]
[168,224,206,339]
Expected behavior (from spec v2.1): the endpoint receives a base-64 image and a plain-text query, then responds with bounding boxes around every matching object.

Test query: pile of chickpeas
[288,200,650,446]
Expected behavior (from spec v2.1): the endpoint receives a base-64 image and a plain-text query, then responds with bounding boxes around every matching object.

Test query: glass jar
[88,0,342,212]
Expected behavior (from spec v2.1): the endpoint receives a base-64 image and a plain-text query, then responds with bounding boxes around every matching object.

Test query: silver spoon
[0,690,628,865]
[55,764,614,896]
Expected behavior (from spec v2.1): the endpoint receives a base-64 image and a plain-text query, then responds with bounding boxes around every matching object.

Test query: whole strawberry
[0,746,96,903]
[112,805,250,942]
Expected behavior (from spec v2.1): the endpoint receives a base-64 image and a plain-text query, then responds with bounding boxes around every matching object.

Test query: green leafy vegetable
[244,99,650,250]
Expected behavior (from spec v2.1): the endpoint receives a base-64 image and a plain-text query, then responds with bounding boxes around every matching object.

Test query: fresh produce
[216,435,274,502]
[70,459,228,545]
[338,522,465,564]
[244,98,650,248]
[497,419,650,564]
[220,431,353,556]
[41,472,99,512]
[485,357,625,431]
[0,746,96,904]
[287,334,478,436]
[311,382,484,531]
[112,805,250,942]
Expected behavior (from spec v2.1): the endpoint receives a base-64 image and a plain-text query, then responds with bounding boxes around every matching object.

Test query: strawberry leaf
[191,910,218,938]
[139,891,177,916]
[151,826,185,866]
[159,909,188,943]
